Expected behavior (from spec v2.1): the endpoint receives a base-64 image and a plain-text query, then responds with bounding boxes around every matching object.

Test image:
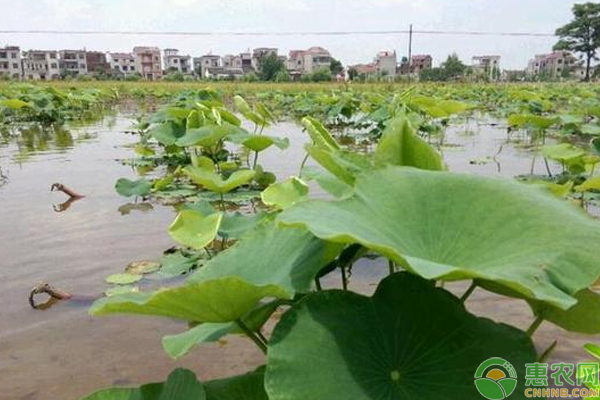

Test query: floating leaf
[104,285,139,297]
[105,273,143,285]
[159,252,201,277]
[261,178,309,209]
[279,166,600,309]
[115,178,152,197]
[168,210,222,249]
[542,143,586,162]
[126,260,161,275]
[265,273,536,400]
[0,98,32,110]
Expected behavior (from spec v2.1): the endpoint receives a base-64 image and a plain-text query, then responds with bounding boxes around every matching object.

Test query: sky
[0,0,584,69]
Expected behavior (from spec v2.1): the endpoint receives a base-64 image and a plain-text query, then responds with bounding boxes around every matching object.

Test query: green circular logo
[474,358,518,399]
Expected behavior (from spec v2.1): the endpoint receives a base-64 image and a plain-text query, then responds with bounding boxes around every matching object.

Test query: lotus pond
[1,82,600,400]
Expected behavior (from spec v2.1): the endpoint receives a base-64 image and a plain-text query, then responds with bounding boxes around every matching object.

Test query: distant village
[0,44,594,82]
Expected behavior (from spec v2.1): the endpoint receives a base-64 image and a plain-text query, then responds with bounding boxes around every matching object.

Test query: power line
[0,29,556,37]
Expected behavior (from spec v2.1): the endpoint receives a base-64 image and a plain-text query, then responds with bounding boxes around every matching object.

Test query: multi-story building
[108,52,137,77]
[195,54,221,77]
[85,51,110,75]
[0,46,22,79]
[410,54,433,73]
[133,46,162,80]
[526,51,580,79]
[163,48,191,75]
[374,50,397,78]
[286,46,332,77]
[21,50,60,80]
[252,47,278,71]
[222,54,243,69]
[240,52,253,73]
[59,50,88,77]
[472,55,501,80]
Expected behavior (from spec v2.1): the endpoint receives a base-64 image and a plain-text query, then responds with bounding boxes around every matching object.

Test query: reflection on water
[0,112,598,400]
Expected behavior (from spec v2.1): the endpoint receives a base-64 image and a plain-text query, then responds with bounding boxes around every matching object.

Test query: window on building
[50,54,56,59]
[0,52,6,58]
[12,63,18,69]
[11,53,17,58]
[79,54,84,59]
[51,63,57,69]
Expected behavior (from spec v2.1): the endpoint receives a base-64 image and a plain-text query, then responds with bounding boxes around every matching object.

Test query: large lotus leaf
[241,135,289,152]
[374,118,445,170]
[529,289,600,334]
[592,138,600,155]
[150,121,185,146]
[219,211,270,239]
[265,273,536,400]
[234,95,266,126]
[188,223,342,295]
[1,99,32,109]
[278,166,600,309]
[306,146,371,185]
[301,167,354,199]
[508,114,559,130]
[576,177,600,193]
[204,367,268,400]
[162,300,282,359]
[542,143,586,162]
[82,368,205,400]
[301,117,340,151]
[168,210,222,249]
[183,167,256,194]
[176,124,246,147]
[261,178,309,209]
[90,276,289,323]
[115,178,152,197]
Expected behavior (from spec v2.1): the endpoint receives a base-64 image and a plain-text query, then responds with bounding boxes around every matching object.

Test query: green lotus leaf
[374,118,445,170]
[82,368,205,400]
[234,95,266,126]
[90,276,289,323]
[153,175,174,191]
[576,177,600,193]
[301,167,354,198]
[104,285,139,297]
[176,124,246,147]
[306,146,371,185]
[115,178,152,197]
[542,143,586,162]
[265,273,536,400]
[529,289,600,334]
[204,367,268,400]
[219,211,270,239]
[158,252,201,277]
[261,178,309,209]
[162,300,281,359]
[162,322,232,359]
[105,273,142,285]
[150,121,185,146]
[217,108,242,126]
[168,210,222,249]
[582,124,600,136]
[0,98,32,110]
[186,110,202,130]
[584,343,600,360]
[133,144,155,157]
[278,166,600,309]
[183,167,256,194]
[301,116,340,151]
[188,222,342,295]
[592,138,600,155]
[508,114,558,130]
[243,135,290,152]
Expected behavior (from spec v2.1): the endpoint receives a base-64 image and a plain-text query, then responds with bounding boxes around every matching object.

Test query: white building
[472,55,501,81]
[374,50,397,78]
[286,46,332,77]
[194,54,221,77]
[163,48,192,75]
[108,52,137,77]
[252,47,278,71]
[0,46,22,79]
[59,50,88,77]
[526,51,580,79]
[22,50,60,80]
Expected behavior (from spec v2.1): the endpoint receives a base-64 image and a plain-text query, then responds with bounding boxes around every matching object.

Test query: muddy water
[0,114,596,399]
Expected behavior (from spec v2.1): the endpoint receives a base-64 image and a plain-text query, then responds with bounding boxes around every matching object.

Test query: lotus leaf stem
[235,319,267,354]
[460,282,477,303]
[526,316,544,337]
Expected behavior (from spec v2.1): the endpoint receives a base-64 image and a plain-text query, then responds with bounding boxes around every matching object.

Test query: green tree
[275,69,291,82]
[309,67,333,82]
[554,2,600,81]
[347,67,359,81]
[258,53,286,81]
[441,53,467,80]
[330,58,343,76]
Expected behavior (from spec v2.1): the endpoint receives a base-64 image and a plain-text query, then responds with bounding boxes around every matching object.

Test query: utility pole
[408,24,413,72]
